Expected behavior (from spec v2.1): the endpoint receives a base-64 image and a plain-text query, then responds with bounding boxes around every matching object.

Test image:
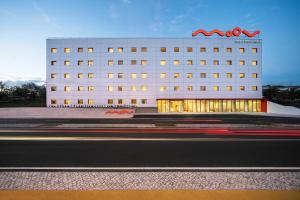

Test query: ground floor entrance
[157,99,264,113]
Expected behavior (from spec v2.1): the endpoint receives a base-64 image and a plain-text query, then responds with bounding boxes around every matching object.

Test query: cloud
[33,2,59,28]
[108,3,120,18]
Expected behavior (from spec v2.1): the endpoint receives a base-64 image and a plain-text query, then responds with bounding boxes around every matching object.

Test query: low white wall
[267,101,300,116]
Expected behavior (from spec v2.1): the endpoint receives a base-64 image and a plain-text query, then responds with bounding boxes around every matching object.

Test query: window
[200,60,206,66]
[88,99,94,105]
[226,73,232,78]
[174,47,180,52]
[200,47,206,52]
[64,60,70,66]
[200,73,206,78]
[141,47,147,52]
[118,60,123,65]
[64,48,70,53]
[213,60,219,66]
[78,48,83,53]
[141,73,148,78]
[239,60,245,66]
[108,60,114,66]
[118,99,123,105]
[131,86,136,91]
[226,48,232,53]
[160,86,167,91]
[252,73,258,78]
[174,73,180,78]
[131,73,137,78]
[78,99,83,105]
[51,48,57,53]
[213,48,219,53]
[131,60,137,65]
[118,47,123,53]
[51,73,56,79]
[174,86,180,91]
[186,73,193,78]
[78,60,83,66]
[187,47,193,52]
[239,48,245,53]
[51,99,57,105]
[64,73,70,78]
[108,86,113,92]
[141,60,147,66]
[108,99,113,104]
[141,99,147,104]
[187,86,193,91]
[131,99,137,104]
[118,86,124,91]
[240,86,245,91]
[141,85,147,91]
[64,99,71,105]
[78,86,84,91]
[108,47,114,53]
[88,60,93,66]
[88,73,94,78]
[161,47,166,52]
[252,60,258,66]
[213,73,219,78]
[239,73,245,78]
[252,48,258,53]
[187,60,193,65]
[227,60,232,65]
[51,61,56,66]
[226,86,232,91]
[108,73,114,78]
[213,86,219,91]
[131,47,137,52]
[160,60,166,66]
[252,86,258,91]
[78,73,83,78]
[160,73,166,79]
[173,60,180,66]
[88,48,93,53]
[118,73,124,78]
[200,86,206,91]
[51,86,57,91]
[88,86,94,91]
[64,86,71,92]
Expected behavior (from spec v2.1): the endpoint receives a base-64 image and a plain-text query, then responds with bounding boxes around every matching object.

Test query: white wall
[267,101,300,116]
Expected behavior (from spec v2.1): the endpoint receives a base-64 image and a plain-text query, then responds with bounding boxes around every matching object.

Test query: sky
[0,0,300,85]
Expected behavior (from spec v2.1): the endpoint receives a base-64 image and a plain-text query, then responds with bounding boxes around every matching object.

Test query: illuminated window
[174,47,180,52]
[160,73,166,79]
[78,86,84,91]
[51,99,57,105]
[88,48,93,53]
[239,73,245,78]
[187,47,193,52]
[213,73,219,78]
[200,73,206,78]
[64,86,71,92]
[160,60,166,66]
[240,86,245,91]
[118,99,123,105]
[88,73,94,78]
[174,86,180,91]
[131,47,137,52]
[78,99,83,105]
[78,60,83,66]
[174,73,180,78]
[226,48,232,53]
[108,73,114,78]
[252,48,258,53]
[108,86,113,92]
[64,48,70,53]
[141,85,147,91]
[186,73,193,78]
[131,99,137,104]
[161,47,166,52]
[200,47,206,52]
[118,86,124,91]
[252,86,258,91]
[213,86,219,91]
[88,86,94,91]
[131,86,136,91]
[108,47,114,53]
[78,73,83,78]
[200,60,206,66]
[51,73,56,79]
[131,73,137,78]
[64,99,71,105]
[118,73,124,78]
[118,47,123,53]
[64,73,70,78]
[141,99,147,104]
[213,48,219,53]
[88,99,94,105]
[108,99,113,104]
[200,86,206,91]
[239,60,245,66]
[187,60,193,65]
[227,60,232,65]
[131,60,137,65]
[88,60,93,66]
[51,86,57,91]
[173,60,180,66]
[141,47,147,52]
[213,60,219,66]
[252,73,258,78]
[239,48,245,53]
[51,48,57,53]
[226,73,232,78]
[141,60,147,66]
[108,60,113,66]
[141,73,148,78]
[226,86,232,91]
[78,48,83,53]
[160,86,167,91]
[118,60,123,65]
[187,86,193,91]
[252,60,258,66]
[51,61,56,66]
[64,60,70,66]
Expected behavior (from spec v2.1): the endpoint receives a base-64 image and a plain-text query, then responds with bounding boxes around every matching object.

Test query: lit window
[173,60,180,66]
[108,60,113,66]
[64,73,70,78]
[160,86,167,91]
[160,73,166,79]
[118,99,123,105]
[88,48,93,53]
[174,47,180,52]
[141,73,148,78]
[239,48,245,53]
[64,60,70,66]
[118,60,123,65]
[174,86,180,91]
[78,60,83,66]
[252,73,258,78]
[213,60,219,66]
[78,99,83,105]
[187,60,193,65]
[51,61,56,66]
[118,73,124,78]
[252,48,258,53]
[64,86,71,92]
[108,86,113,92]
[200,47,206,52]
[252,86,258,91]
[141,47,147,52]
[252,60,258,66]
[88,60,93,66]
[118,47,123,53]
[78,48,83,53]
[226,86,232,91]
[88,99,94,105]
[51,48,57,53]
[108,48,114,53]
[226,48,232,53]
[226,73,232,78]
[131,86,136,91]
[160,60,166,66]
[213,73,219,78]
[186,73,193,78]
[200,73,206,78]
[200,60,206,66]
[131,73,137,78]
[141,60,147,66]
[131,47,137,52]
[51,73,56,79]
[131,60,137,65]
[200,86,206,91]
[78,73,83,78]
[131,99,137,104]
[187,47,193,52]
[51,86,57,91]
[64,48,70,53]
[118,86,124,91]
[213,48,219,53]
[88,86,94,91]
[174,73,180,78]
[64,99,71,105]
[213,86,219,91]
[78,86,84,91]
[240,86,245,91]
[51,99,57,105]
[187,86,193,91]
[108,73,114,78]
[108,99,113,104]
[88,73,94,78]
[161,47,166,52]
[141,85,147,91]
[239,60,245,66]
[141,99,147,104]
[239,73,245,78]
[227,60,232,65]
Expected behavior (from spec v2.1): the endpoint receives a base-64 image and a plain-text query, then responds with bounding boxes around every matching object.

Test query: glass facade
[157,99,262,113]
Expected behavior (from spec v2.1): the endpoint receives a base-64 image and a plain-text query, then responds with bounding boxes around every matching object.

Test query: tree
[0,81,5,92]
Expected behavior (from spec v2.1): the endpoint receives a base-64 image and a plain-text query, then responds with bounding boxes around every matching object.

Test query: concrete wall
[267,101,300,116]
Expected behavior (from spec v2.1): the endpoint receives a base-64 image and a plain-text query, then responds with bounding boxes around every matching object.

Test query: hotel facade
[46,36,264,112]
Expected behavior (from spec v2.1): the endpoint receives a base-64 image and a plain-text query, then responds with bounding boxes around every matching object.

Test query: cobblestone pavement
[0,172,299,190]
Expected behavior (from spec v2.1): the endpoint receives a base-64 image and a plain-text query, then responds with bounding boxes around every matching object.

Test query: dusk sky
[0,0,299,85]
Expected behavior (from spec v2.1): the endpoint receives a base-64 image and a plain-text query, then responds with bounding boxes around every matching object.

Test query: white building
[46,37,264,112]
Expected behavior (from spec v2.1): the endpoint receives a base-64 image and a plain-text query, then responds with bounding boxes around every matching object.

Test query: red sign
[192,27,260,38]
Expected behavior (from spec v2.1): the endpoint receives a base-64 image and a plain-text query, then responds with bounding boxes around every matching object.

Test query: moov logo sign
[192,27,260,38]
